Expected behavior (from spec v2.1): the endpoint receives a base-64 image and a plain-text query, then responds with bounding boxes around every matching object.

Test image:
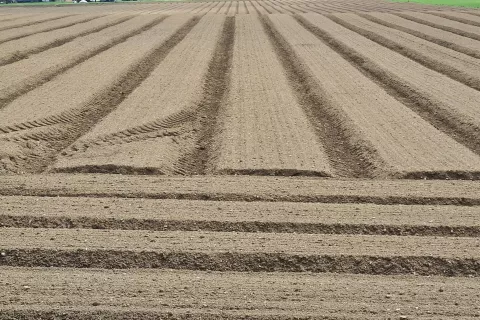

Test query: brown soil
[1,3,480,319]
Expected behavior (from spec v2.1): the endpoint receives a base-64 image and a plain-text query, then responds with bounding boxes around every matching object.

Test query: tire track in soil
[0,15,133,68]
[1,249,479,277]
[0,18,200,174]
[329,14,480,92]
[296,14,480,163]
[0,14,105,45]
[51,16,230,175]
[260,15,376,178]
[397,12,480,42]
[0,16,165,110]
[361,13,480,59]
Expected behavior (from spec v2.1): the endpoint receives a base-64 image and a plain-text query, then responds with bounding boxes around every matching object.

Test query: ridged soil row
[267,14,480,179]
[363,12,480,58]
[0,13,72,30]
[1,196,479,237]
[0,14,133,67]
[1,269,479,319]
[238,1,248,14]
[397,12,480,42]
[247,0,262,14]
[297,13,480,179]
[244,0,254,14]
[429,11,480,27]
[52,15,230,175]
[0,15,163,109]
[252,0,272,14]
[261,15,372,178]
[329,13,480,91]
[0,15,198,175]
[0,226,479,276]
[0,14,104,45]
[1,174,480,206]
[209,15,332,177]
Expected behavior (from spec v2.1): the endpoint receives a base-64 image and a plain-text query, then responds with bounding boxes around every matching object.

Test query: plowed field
[0,0,479,319]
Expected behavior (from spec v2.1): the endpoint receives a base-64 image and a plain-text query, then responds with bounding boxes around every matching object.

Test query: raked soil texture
[0,0,480,319]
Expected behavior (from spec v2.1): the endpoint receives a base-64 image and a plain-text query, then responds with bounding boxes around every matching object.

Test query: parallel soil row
[0,0,474,15]
[0,229,479,276]
[1,13,480,178]
[268,14,480,179]
[329,13,480,91]
[0,14,132,67]
[0,15,162,108]
[363,12,480,58]
[1,196,479,236]
[298,13,480,167]
[2,227,478,258]
[1,268,478,319]
[212,15,333,176]
[0,15,197,174]
[431,11,480,27]
[0,13,71,30]
[0,14,103,44]
[1,7,480,320]
[0,174,479,205]
[53,15,228,175]
[397,11,480,42]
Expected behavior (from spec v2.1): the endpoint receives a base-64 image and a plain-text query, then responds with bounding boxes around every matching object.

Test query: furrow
[429,11,480,27]
[329,13,480,91]
[0,13,73,30]
[1,268,479,319]
[253,0,272,14]
[0,15,164,109]
[0,174,479,206]
[298,13,480,178]
[0,228,479,276]
[270,14,480,179]
[247,0,261,14]
[0,15,198,174]
[0,14,104,45]
[210,15,332,177]
[52,15,228,175]
[1,196,479,237]
[239,1,249,14]
[261,14,374,178]
[363,12,480,58]
[398,12,480,42]
[0,14,133,67]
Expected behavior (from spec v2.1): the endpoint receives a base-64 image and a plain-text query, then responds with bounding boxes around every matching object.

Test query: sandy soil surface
[1,196,479,230]
[269,14,480,178]
[53,15,225,174]
[301,13,480,154]
[398,11,480,41]
[1,3,480,318]
[0,174,479,204]
[0,14,130,66]
[0,15,159,105]
[2,268,479,319]
[365,12,480,57]
[330,13,480,90]
[213,15,332,176]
